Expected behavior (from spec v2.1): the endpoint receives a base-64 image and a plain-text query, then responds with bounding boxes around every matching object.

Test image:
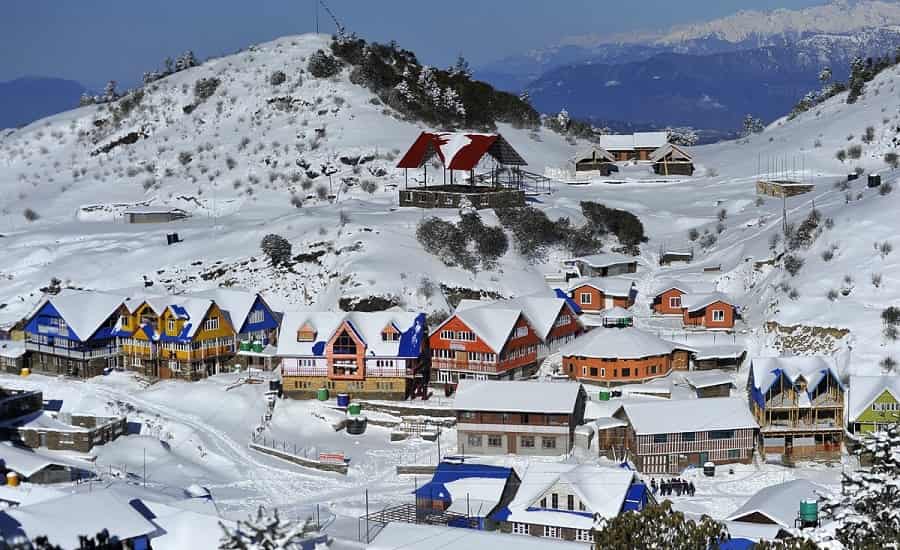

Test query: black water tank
[868,174,882,188]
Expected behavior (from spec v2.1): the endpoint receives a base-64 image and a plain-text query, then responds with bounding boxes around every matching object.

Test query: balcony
[26,341,119,360]
[431,359,499,374]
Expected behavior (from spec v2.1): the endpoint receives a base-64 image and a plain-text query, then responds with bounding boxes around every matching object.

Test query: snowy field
[1,31,899,544]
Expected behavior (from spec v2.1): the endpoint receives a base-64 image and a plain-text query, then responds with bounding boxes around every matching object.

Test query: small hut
[650,143,695,176]
[396,132,537,209]
[574,147,617,177]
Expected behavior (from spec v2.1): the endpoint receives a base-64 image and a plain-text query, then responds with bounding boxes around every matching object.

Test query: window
[466,434,483,447]
[567,495,575,511]
[551,493,558,509]
[514,326,528,339]
[249,309,264,324]
[520,414,530,424]
[580,293,592,305]
[440,330,476,342]
[488,435,502,447]
[575,530,593,542]
[600,368,606,377]
[681,432,695,442]
[590,367,598,377]
[333,330,357,355]
[712,309,726,322]
[543,526,560,539]
[579,502,586,511]
[520,436,535,448]
[167,318,176,333]
[669,296,682,308]
[709,430,735,440]
[728,449,741,459]
[512,523,528,535]
[622,367,631,377]
[650,365,657,374]
[653,434,667,443]
[204,317,219,331]
[541,437,557,450]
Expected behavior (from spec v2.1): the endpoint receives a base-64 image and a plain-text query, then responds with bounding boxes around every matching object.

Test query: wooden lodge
[756,180,815,198]
[597,132,669,162]
[396,132,544,209]
[749,357,844,462]
[453,380,586,457]
[567,278,636,313]
[573,147,617,177]
[650,143,695,176]
[620,398,758,474]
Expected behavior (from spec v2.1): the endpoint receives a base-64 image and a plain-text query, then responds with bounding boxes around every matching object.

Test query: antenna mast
[318,0,347,40]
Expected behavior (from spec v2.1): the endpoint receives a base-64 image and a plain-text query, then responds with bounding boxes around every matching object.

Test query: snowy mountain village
[2,2,900,549]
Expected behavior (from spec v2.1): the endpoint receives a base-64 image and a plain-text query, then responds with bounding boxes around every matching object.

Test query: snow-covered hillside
[0,34,577,327]
[3,31,900,378]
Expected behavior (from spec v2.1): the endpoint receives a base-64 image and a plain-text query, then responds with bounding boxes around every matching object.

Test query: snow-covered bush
[269,70,287,86]
[872,272,883,288]
[699,232,717,249]
[783,254,804,276]
[688,228,700,242]
[194,77,221,102]
[308,50,342,79]
[22,208,39,222]
[580,201,646,251]
[880,182,893,196]
[219,507,328,549]
[416,217,475,271]
[835,149,847,163]
[847,144,863,160]
[260,234,292,267]
[885,152,899,169]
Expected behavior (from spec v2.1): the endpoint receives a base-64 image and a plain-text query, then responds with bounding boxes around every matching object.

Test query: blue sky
[2,0,826,88]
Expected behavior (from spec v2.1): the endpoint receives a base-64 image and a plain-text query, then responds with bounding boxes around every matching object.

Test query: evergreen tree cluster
[329,35,539,130]
[580,201,646,253]
[79,51,199,108]
[494,206,603,261]
[416,211,509,272]
[543,109,597,140]
[219,507,328,549]
[260,234,293,267]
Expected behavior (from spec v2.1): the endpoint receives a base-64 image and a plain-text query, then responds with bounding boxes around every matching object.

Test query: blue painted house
[494,463,652,544]
[415,461,520,530]
[24,290,127,378]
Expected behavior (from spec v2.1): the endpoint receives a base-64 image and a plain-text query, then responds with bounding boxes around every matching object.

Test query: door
[455,351,468,369]
[605,296,614,309]
[699,452,709,466]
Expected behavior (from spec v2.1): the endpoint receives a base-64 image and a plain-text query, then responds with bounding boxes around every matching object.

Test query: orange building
[651,285,691,315]
[681,293,736,330]
[560,327,692,386]
[430,305,541,385]
[568,278,636,313]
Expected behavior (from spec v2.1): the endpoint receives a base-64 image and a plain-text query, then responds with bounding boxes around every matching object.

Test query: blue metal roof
[312,341,326,356]
[622,483,650,513]
[398,313,427,357]
[717,539,755,550]
[554,288,582,315]
[414,462,512,508]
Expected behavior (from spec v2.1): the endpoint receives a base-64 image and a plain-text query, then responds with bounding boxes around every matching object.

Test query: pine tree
[219,507,328,550]
[451,55,472,78]
[176,51,198,72]
[817,425,900,547]
[741,114,764,137]
[103,80,119,103]
[593,501,728,550]
[260,234,293,267]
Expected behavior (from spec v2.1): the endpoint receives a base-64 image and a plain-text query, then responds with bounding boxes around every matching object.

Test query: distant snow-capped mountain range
[475,0,900,136]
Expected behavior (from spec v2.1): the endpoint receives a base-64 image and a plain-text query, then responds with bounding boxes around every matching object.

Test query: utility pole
[314,0,319,33]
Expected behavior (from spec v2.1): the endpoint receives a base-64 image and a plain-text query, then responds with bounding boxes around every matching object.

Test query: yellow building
[118,296,236,380]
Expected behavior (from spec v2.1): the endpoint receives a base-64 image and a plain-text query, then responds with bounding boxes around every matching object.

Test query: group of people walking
[650,477,695,497]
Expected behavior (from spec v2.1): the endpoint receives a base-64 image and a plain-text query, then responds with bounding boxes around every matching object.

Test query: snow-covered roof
[726,479,825,528]
[188,288,263,332]
[0,340,26,359]
[568,252,637,269]
[723,521,787,542]
[681,292,735,312]
[1,491,158,546]
[649,142,693,162]
[164,297,215,339]
[0,410,90,433]
[123,293,172,315]
[124,206,186,214]
[693,345,745,361]
[396,132,527,170]
[569,277,635,296]
[38,289,126,342]
[453,380,582,414]
[597,132,668,151]
[505,463,634,529]
[681,370,735,389]
[560,327,683,360]
[456,294,570,342]
[750,356,842,393]
[0,443,80,477]
[277,311,425,358]
[369,522,586,550]
[574,146,616,163]
[0,483,65,507]
[443,306,523,354]
[623,397,758,435]
[444,477,508,517]
[651,279,716,297]
[133,498,237,550]
[848,375,900,422]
